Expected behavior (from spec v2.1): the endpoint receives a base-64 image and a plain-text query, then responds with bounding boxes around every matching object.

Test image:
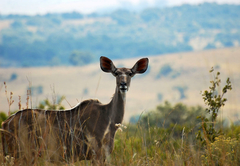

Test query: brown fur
[1,56,148,165]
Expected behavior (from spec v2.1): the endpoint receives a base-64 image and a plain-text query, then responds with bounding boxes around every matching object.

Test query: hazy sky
[0,0,240,15]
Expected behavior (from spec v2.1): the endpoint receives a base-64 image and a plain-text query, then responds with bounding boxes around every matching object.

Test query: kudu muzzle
[119,74,128,93]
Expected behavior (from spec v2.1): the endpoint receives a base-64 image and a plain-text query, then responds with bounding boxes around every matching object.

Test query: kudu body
[1,56,148,165]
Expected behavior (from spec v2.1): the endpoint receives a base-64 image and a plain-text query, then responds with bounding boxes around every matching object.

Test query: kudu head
[100,56,149,95]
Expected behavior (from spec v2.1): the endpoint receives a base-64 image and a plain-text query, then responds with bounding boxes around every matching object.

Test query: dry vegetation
[0,47,240,122]
[0,48,240,165]
[0,71,239,165]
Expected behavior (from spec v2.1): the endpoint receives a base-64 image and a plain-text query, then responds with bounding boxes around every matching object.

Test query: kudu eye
[129,73,133,77]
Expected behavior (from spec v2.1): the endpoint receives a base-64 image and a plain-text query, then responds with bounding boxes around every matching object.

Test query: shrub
[140,101,204,129]
[0,112,8,127]
[38,96,65,110]
[196,68,232,146]
[201,135,240,165]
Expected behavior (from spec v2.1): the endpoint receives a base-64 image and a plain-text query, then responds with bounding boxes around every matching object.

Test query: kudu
[1,56,148,165]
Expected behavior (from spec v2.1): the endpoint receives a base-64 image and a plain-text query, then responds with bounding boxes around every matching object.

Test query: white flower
[115,123,127,132]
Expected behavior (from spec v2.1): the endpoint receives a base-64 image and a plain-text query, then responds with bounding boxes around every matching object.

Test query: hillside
[0,3,240,67]
[0,47,239,122]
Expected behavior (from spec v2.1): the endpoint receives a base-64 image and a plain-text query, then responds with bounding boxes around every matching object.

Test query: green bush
[0,112,8,127]
[140,101,204,129]
[38,96,65,110]
[196,68,232,146]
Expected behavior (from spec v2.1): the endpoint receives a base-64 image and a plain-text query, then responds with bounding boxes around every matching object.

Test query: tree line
[0,3,240,67]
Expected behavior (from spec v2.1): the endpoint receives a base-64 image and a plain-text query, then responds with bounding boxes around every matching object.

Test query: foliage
[112,124,240,165]
[196,68,232,145]
[0,68,239,165]
[110,9,137,25]
[138,101,205,141]
[0,112,8,127]
[38,96,65,110]
[69,50,94,66]
[140,101,204,128]
[0,3,240,67]
[109,124,240,166]
[61,12,83,20]
[201,135,240,165]
[225,125,240,139]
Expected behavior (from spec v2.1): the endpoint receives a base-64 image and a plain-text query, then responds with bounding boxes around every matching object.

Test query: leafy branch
[196,67,232,145]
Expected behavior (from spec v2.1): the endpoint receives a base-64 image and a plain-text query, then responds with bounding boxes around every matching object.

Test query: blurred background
[0,0,240,122]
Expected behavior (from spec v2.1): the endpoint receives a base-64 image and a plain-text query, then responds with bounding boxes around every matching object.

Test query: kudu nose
[120,82,127,86]
[119,82,128,92]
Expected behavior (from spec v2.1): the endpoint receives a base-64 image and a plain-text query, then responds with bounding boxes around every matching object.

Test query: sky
[0,0,240,15]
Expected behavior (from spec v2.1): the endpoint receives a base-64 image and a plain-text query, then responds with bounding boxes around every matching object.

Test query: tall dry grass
[0,69,239,166]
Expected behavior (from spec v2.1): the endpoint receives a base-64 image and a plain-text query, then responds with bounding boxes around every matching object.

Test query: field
[0,47,240,165]
[0,47,240,122]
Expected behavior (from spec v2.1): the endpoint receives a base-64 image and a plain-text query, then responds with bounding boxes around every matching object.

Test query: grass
[112,127,200,165]
[0,123,239,165]
[0,68,240,165]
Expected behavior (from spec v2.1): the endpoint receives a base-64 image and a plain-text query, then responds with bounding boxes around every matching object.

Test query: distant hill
[0,3,240,67]
[0,47,239,122]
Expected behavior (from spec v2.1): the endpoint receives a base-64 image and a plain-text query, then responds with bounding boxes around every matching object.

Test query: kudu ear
[131,58,149,74]
[100,56,117,73]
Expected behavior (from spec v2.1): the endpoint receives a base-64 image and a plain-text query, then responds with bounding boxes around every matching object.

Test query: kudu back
[1,56,148,165]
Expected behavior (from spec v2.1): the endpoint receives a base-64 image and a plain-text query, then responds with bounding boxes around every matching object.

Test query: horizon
[1,0,240,16]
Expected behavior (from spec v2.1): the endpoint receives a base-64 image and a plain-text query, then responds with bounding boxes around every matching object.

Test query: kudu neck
[113,87,126,105]
[108,87,126,123]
